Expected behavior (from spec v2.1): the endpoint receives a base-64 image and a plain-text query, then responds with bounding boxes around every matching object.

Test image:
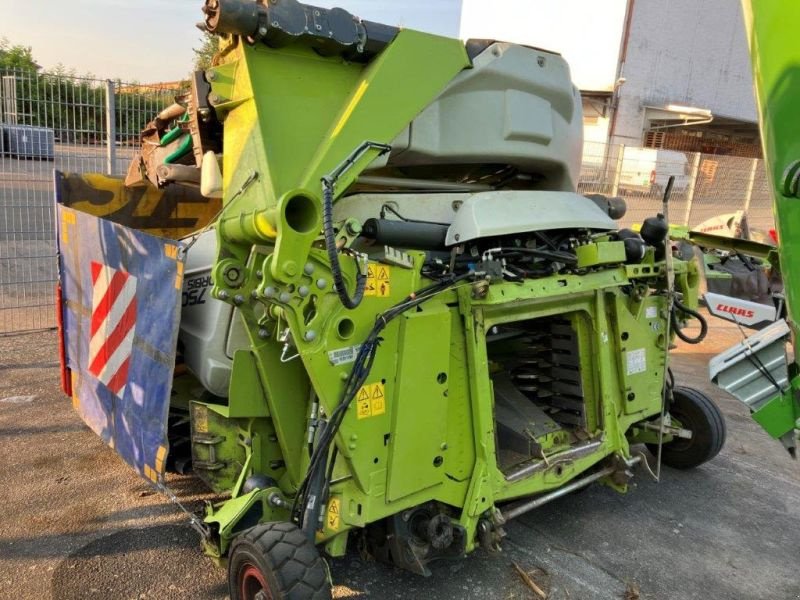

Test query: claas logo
[716,304,754,319]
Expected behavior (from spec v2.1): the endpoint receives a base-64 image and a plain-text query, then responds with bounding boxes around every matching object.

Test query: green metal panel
[741,0,800,329]
[575,241,626,268]
[739,1,800,448]
[210,32,470,284]
[386,307,452,502]
[227,350,270,418]
[752,385,800,439]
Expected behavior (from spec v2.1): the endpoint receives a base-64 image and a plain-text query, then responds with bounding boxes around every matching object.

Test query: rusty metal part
[501,456,641,521]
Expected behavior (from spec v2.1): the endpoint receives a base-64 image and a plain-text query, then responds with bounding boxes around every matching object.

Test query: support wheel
[228,522,331,600]
[647,386,726,469]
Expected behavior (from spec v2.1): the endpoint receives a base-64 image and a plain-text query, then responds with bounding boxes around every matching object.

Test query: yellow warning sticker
[327,497,341,531]
[365,264,391,297]
[355,382,386,419]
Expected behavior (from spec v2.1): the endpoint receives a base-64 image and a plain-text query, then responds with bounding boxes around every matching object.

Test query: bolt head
[263,286,277,299]
[316,278,328,290]
[304,263,315,275]
[279,292,291,304]
[298,285,310,298]
[283,261,298,277]
[218,290,229,300]
[258,328,269,339]
[233,294,244,305]
[304,330,317,342]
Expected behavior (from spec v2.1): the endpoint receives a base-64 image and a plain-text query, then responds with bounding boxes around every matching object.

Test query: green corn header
[54,1,751,598]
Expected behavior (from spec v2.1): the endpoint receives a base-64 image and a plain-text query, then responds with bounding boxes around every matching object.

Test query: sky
[0,0,623,88]
[0,0,461,82]
[460,0,627,91]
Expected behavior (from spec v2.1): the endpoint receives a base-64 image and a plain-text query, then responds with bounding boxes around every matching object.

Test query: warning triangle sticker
[377,267,389,280]
[358,388,370,401]
[372,386,384,399]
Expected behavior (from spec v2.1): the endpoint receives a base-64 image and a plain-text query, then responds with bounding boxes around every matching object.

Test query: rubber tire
[228,522,331,600]
[647,386,726,470]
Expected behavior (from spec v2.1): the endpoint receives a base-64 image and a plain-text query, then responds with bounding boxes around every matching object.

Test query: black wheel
[228,522,331,600]
[647,386,726,469]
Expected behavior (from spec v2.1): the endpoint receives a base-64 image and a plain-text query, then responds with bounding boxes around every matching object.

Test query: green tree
[0,37,38,71]
[194,32,220,72]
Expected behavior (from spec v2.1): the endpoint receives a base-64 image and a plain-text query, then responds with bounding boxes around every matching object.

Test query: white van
[618,147,690,195]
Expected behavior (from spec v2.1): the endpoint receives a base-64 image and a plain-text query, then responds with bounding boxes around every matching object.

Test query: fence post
[683,152,702,226]
[105,80,116,175]
[1,75,19,125]
[611,144,625,196]
[742,157,759,213]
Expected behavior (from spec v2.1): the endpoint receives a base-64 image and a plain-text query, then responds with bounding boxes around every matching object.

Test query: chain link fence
[579,141,775,233]
[0,69,175,332]
[0,70,779,333]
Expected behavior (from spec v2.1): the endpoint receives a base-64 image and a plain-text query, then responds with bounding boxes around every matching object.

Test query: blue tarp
[57,203,185,482]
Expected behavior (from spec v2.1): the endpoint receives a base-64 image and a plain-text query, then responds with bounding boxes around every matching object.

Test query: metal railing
[579,141,775,233]
[0,69,175,332]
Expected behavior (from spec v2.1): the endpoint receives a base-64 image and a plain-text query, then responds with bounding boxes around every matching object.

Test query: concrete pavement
[0,321,798,599]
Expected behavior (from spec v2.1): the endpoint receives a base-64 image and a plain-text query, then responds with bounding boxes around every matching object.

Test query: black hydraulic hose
[321,141,392,310]
[322,179,365,309]
[671,297,708,344]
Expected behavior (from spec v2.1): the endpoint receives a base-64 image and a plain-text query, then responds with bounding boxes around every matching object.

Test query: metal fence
[0,69,175,332]
[0,69,779,333]
[579,141,775,233]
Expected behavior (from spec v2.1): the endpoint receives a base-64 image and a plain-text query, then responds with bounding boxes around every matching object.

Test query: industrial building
[459,0,761,158]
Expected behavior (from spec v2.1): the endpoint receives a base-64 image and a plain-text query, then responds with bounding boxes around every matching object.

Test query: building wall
[611,0,756,146]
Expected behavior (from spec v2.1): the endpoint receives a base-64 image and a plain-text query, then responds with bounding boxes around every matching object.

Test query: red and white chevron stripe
[88,261,137,397]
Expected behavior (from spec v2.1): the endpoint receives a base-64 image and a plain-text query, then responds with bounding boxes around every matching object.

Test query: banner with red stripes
[57,204,185,482]
[88,262,138,397]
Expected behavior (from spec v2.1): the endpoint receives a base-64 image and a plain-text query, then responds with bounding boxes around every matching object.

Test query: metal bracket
[643,417,693,440]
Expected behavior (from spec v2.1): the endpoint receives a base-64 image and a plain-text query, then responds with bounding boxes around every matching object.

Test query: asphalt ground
[1,318,799,600]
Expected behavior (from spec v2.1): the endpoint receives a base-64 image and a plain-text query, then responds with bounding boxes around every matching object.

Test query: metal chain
[156,481,212,539]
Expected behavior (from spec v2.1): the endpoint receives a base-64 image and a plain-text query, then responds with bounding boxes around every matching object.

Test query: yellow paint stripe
[164,244,178,260]
[331,81,369,138]
[61,210,76,244]
[155,446,168,472]
[70,371,80,409]
[175,262,185,290]
[144,465,158,482]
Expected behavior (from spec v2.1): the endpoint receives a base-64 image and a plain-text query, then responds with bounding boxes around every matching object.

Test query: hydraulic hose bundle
[321,141,392,310]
